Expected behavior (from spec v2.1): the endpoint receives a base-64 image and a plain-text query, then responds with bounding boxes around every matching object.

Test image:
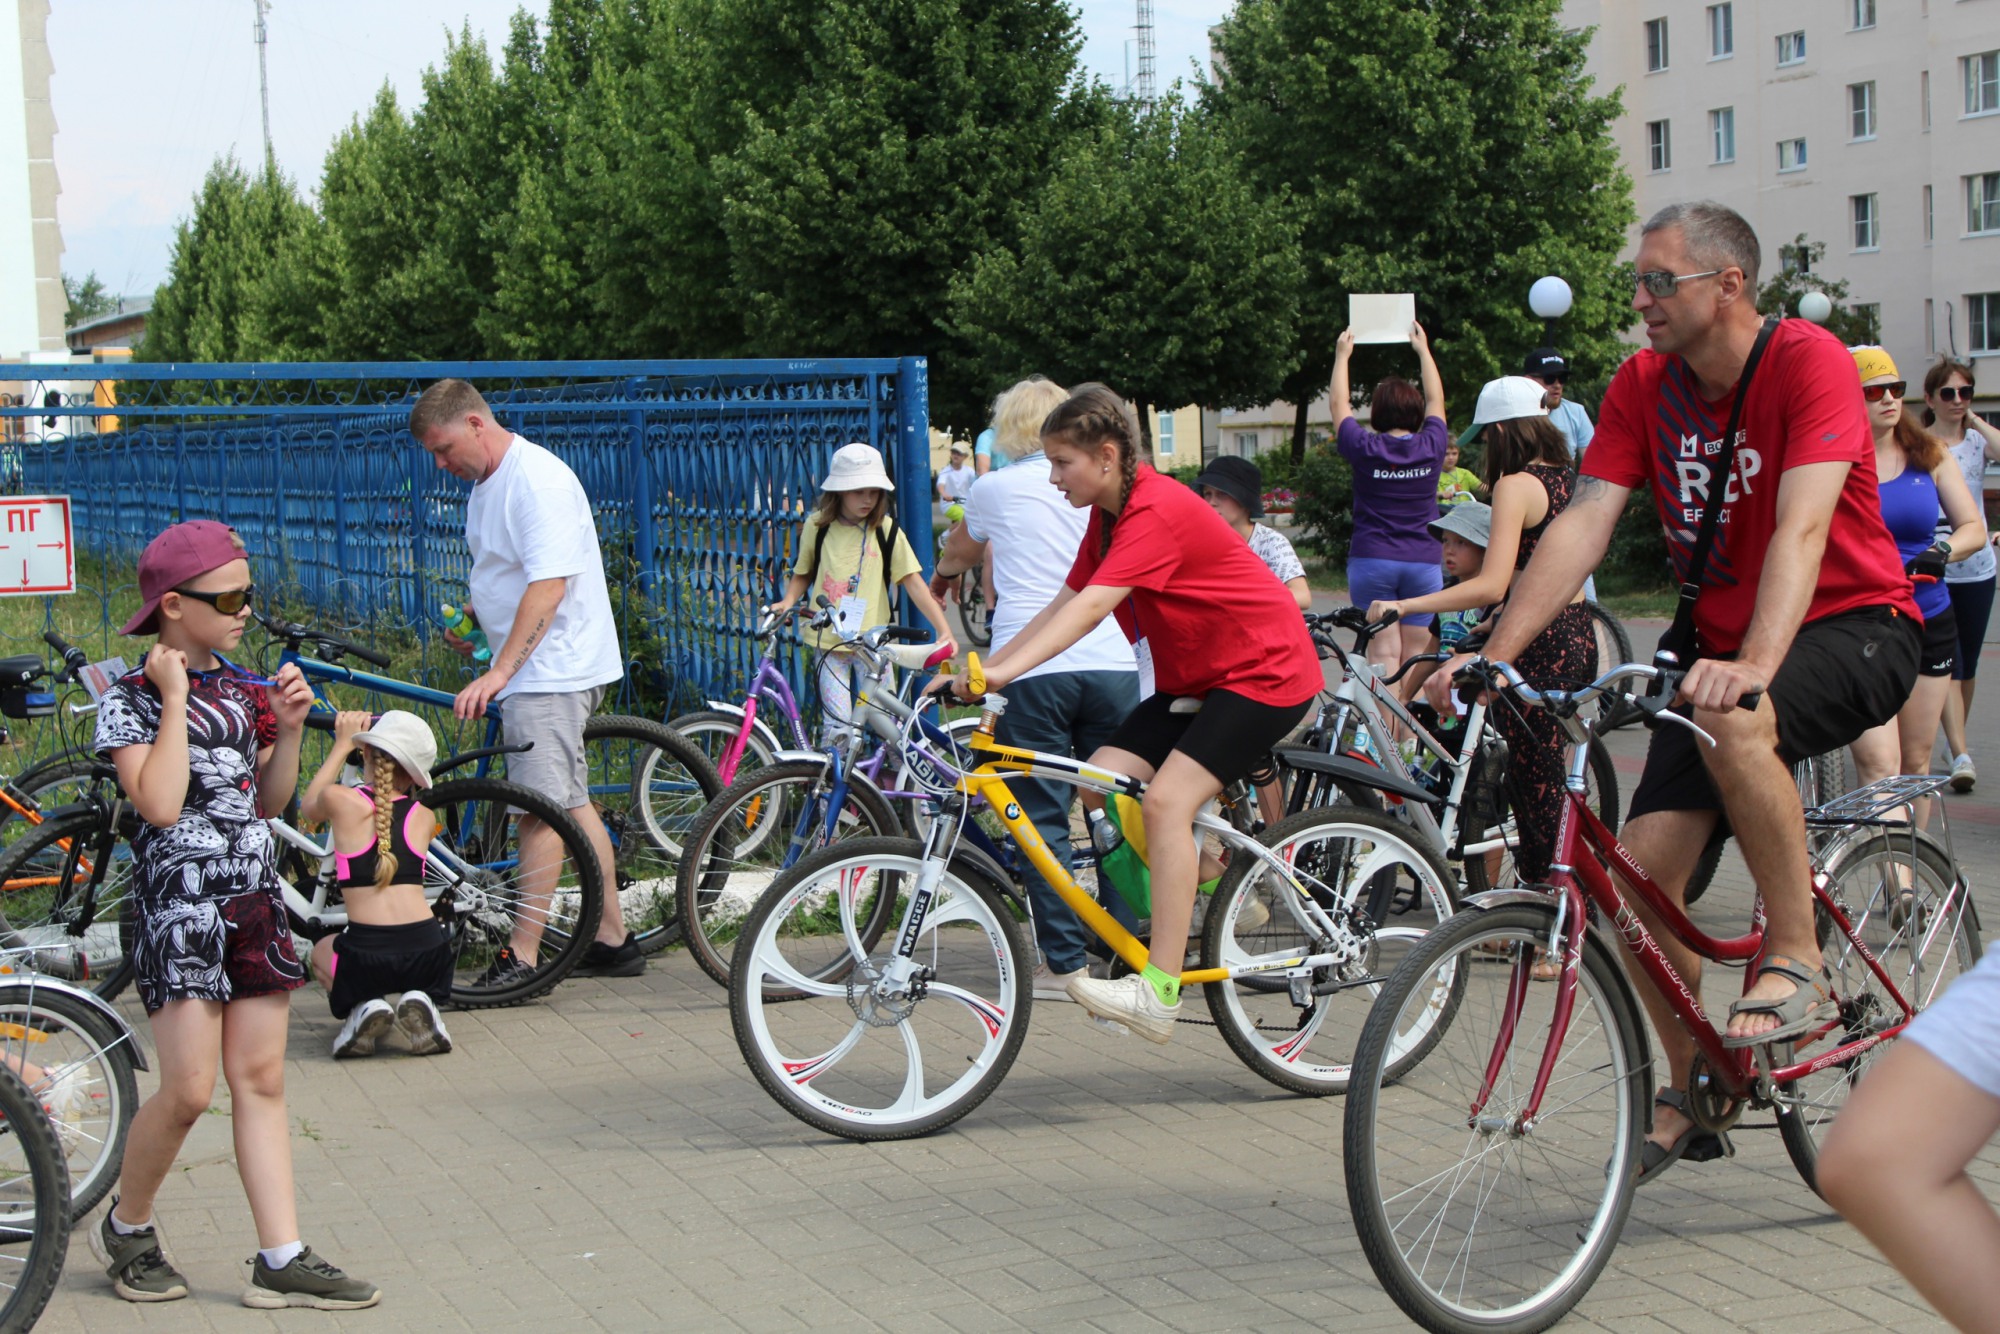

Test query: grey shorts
[500,685,605,811]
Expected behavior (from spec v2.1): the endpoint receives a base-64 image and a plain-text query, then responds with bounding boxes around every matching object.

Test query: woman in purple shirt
[1333,321,1450,675]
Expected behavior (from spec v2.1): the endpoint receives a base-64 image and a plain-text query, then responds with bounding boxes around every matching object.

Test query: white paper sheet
[1348,293,1418,344]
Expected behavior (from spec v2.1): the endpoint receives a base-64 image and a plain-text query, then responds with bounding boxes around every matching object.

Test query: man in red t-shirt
[1481,201,1920,1182]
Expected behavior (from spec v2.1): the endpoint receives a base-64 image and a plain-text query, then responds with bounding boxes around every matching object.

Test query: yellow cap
[1851,344,1900,383]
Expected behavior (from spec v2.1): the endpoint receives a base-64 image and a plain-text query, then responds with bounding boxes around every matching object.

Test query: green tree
[947,95,1304,445]
[62,272,116,329]
[1205,0,1637,461]
[1755,234,1880,346]
[141,157,315,361]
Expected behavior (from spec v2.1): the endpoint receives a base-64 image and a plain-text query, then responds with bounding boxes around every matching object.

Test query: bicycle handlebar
[255,611,393,669]
[41,630,88,682]
[1466,658,1762,715]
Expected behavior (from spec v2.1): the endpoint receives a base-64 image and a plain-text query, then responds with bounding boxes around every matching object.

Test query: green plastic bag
[1097,794,1151,917]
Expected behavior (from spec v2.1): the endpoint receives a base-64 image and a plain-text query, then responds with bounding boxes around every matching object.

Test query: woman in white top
[1926,356,2000,791]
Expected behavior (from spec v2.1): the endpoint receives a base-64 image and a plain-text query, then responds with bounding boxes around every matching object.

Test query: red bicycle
[1342,659,1982,1334]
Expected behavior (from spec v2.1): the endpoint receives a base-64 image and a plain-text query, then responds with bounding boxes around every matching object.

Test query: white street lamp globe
[1529,275,1574,321]
[1797,290,1833,324]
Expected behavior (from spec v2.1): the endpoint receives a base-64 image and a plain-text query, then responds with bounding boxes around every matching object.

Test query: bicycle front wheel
[0,982,137,1220]
[0,806,135,1000]
[677,761,904,987]
[729,837,1029,1141]
[1779,827,1983,1194]
[580,716,721,955]
[0,1061,69,1333]
[423,778,605,1008]
[1345,903,1647,1334]
[1202,806,1457,1096]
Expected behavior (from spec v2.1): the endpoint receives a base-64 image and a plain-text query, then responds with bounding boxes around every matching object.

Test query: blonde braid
[371,747,399,890]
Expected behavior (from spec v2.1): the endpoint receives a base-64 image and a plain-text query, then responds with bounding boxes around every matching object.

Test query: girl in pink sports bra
[298,710,454,1059]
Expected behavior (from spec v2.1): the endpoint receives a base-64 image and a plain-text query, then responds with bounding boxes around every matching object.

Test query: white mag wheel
[1202,806,1457,1096]
[1343,904,1648,1334]
[728,837,1030,1141]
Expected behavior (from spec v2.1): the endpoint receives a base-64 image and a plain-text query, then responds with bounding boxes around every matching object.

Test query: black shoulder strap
[805,512,899,604]
[807,517,832,589]
[1659,316,1780,664]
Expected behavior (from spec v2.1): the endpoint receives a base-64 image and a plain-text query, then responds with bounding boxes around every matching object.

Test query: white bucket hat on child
[822,442,896,493]
[1469,376,1552,431]
[352,711,438,789]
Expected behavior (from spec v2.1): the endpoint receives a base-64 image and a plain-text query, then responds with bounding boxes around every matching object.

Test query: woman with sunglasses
[1847,348,1988,825]
[1923,357,2000,791]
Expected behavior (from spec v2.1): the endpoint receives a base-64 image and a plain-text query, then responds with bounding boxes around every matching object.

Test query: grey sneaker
[242,1246,381,1310]
[1951,752,1977,793]
[394,989,453,1056]
[332,999,394,1059]
[89,1206,189,1302]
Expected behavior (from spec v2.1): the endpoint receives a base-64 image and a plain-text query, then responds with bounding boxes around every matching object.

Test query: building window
[1852,303,1881,342]
[1853,194,1879,249]
[1710,108,1736,163]
[1778,138,1808,173]
[1968,52,2000,116]
[1233,432,1259,456]
[1157,413,1175,455]
[1926,184,1936,241]
[1850,82,1877,139]
[1924,70,1933,131]
[1851,0,1875,29]
[1647,120,1672,171]
[1708,3,1733,58]
[1646,18,1669,72]
[1927,298,1937,354]
[1971,293,2000,354]
[1783,244,1812,277]
[1777,31,1807,67]
[1970,174,2000,234]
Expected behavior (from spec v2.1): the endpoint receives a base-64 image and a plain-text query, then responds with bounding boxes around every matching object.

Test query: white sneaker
[1032,963,1085,1002]
[1064,972,1180,1044]
[1951,753,1977,793]
[331,999,394,1059]
[394,990,452,1056]
[40,1064,88,1153]
[1234,894,1271,933]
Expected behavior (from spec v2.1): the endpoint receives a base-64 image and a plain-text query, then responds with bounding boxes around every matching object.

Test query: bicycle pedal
[1085,1015,1131,1038]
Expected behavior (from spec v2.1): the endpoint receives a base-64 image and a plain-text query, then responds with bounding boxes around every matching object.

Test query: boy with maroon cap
[90,520,379,1310]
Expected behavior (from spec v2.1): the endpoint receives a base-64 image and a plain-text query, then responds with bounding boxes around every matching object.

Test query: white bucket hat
[822,442,896,493]
[352,710,438,788]
[1469,376,1552,431]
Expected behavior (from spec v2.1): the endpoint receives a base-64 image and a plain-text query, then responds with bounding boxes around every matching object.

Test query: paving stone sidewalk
[36,616,1993,1333]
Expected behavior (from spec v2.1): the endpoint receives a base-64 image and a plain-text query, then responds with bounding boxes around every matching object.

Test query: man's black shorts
[1106,688,1313,789]
[1626,605,1921,824]
[326,919,453,1019]
[1918,602,1958,678]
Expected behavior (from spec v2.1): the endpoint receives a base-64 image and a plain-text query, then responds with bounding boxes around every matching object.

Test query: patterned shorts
[132,888,309,1015]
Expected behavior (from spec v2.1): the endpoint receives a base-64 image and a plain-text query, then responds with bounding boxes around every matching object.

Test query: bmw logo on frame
[1003,803,1021,821]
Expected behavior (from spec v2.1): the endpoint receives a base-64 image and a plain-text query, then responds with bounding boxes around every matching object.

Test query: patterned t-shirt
[1247,523,1306,585]
[93,660,283,909]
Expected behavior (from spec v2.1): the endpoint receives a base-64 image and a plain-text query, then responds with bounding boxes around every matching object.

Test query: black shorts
[134,889,309,1016]
[1627,605,1921,826]
[1104,688,1313,788]
[327,919,453,1019]
[1918,602,1958,678]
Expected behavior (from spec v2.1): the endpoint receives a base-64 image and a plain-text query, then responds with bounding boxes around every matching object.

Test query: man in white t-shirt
[936,443,976,506]
[410,378,639,981]
[936,414,1141,998]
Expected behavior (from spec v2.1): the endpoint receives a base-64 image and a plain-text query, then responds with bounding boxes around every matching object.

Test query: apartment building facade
[1563,0,2000,403]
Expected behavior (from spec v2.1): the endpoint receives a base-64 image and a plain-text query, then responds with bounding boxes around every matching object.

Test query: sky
[47,1,1232,301]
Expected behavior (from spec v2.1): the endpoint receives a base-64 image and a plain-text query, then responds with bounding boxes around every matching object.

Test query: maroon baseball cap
[121,521,248,636]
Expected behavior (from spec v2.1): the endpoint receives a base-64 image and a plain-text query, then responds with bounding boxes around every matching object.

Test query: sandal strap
[1756,954,1828,992]
[1654,1087,1690,1113]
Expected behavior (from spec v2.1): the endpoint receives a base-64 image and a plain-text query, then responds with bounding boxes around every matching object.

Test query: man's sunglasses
[1861,381,1908,403]
[1631,268,1723,298]
[1935,386,1976,403]
[173,585,256,615]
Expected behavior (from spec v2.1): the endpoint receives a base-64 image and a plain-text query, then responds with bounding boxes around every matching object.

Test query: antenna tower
[1135,0,1156,105]
[253,0,275,171]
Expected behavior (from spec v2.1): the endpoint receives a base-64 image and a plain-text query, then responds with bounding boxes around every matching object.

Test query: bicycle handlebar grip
[41,630,87,676]
[881,624,927,644]
[1737,688,1763,711]
[966,652,986,696]
[347,642,392,668]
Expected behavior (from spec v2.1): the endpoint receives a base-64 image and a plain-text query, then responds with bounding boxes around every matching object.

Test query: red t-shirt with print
[1584,319,1917,655]
[1064,464,1321,705]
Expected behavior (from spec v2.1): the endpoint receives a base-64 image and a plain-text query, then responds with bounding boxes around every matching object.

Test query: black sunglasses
[173,585,256,615]
[1935,386,1976,403]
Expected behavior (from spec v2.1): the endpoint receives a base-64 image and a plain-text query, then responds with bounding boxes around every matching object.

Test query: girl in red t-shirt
[936,384,1320,1044]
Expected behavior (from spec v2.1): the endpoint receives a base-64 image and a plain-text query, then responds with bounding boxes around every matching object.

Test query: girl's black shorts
[1104,688,1313,788]
[327,918,453,1019]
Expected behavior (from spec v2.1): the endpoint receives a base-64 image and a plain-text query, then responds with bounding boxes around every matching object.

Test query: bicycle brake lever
[1651,708,1717,749]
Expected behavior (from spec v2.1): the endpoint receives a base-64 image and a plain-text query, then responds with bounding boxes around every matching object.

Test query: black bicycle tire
[1462,735,1619,897]
[1582,601,1642,732]
[728,835,1029,1141]
[1344,902,1648,1334]
[0,808,133,1000]
[1,761,138,1000]
[579,715,722,955]
[676,761,903,988]
[1201,804,1458,1096]
[957,578,993,649]
[0,1061,71,1334]
[1683,749,1847,907]
[1780,829,1982,1194]
[426,777,605,1009]
[0,984,137,1221]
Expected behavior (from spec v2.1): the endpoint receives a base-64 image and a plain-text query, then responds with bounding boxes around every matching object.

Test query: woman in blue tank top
[1848,347,1987,816]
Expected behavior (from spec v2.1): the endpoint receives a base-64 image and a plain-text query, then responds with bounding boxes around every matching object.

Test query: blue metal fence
[0,358,933,715]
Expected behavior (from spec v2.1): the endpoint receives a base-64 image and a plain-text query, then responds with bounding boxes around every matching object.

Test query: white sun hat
[352,710,438,788]
[822,442,896,492]
[1469,376,1552,430]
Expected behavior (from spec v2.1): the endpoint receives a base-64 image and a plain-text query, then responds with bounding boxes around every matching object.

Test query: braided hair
[1039,383,1144,556]
[368,746,403,890]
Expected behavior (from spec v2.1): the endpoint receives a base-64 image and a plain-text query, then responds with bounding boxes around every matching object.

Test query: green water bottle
[440,603,493,664]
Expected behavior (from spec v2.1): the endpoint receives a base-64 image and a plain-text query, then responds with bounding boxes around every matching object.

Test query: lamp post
[1529,275,1574,346]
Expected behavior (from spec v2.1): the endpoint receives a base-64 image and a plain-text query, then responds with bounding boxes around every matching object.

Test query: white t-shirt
[962,451,1136,681]
[466,435,625,697]
[937,463,976,503]
[1943,427,1997,584]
